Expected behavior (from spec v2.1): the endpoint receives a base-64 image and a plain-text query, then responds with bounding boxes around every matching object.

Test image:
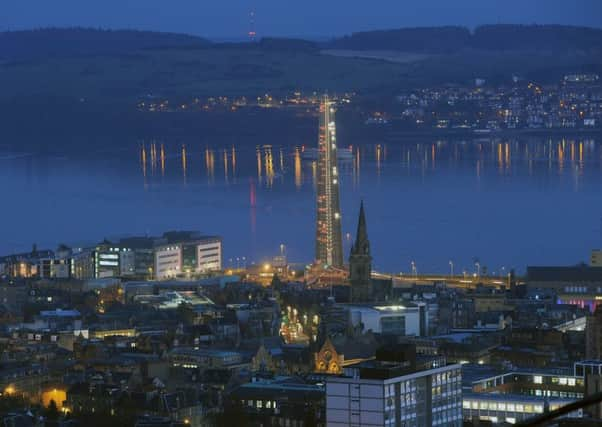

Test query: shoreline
[382,127,602,139]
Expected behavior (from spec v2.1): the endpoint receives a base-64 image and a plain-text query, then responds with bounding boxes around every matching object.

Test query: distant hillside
[471,25,602,52]
[0,25,600,112]
[328,26,471,54]
[0,28,211,61]
[327,24,602,53]
[258,37,319,52]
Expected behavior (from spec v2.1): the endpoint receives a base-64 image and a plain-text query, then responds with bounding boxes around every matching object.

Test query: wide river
[1,136,601,275]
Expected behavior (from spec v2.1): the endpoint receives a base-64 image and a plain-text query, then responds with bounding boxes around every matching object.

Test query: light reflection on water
[1,137,601,274]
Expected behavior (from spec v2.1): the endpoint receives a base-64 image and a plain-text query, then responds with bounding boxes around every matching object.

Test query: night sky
[2,0,602,39]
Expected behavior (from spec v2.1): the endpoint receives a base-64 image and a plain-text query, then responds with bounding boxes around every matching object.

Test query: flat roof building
[346,303,428,337]
[326,354,462,427]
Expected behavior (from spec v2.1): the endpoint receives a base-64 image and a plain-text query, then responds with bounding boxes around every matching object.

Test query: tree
[212,400,249,427]
[44,399,60,427]
[271,273,284,290]
[177,302,196,326]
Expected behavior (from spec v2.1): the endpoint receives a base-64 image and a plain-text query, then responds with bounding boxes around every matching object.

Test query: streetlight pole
[449,260,454,278]
[475,261,481,278]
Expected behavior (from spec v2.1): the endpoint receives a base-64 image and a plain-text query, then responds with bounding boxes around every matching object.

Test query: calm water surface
[2,136,601,275]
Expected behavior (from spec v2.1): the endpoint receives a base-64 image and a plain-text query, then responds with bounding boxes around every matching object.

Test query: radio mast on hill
[248,8,257,41]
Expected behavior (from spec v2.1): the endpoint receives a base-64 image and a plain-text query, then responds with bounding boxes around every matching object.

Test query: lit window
[533,376,543,384]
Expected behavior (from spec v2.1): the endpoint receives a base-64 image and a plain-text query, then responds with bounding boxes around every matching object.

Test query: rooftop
[527,265,602,282]
[39,309,81,318]
[341,355,453,381]
[463,391,576,404]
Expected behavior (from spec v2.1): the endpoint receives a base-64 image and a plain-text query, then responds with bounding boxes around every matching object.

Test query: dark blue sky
[3,0,602,38]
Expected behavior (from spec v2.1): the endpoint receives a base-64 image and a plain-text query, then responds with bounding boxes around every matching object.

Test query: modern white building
[154,237,222,280]
[326,357,462,427]
[154,244,183,279]
[347,304,427,337]
[196,237,222,272]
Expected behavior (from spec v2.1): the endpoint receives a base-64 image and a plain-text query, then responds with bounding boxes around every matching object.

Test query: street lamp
[475,261,481,278]
[449,260,454,278]
[411,261,417,278]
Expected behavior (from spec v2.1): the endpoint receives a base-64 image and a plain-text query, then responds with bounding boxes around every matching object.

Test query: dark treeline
[258,37,319,52]
[471,25,602,51]
[327,24,602,53]
[2,24,602,62]
[328,26,471,54]
[211,37,319,52]
[0,27,211,60]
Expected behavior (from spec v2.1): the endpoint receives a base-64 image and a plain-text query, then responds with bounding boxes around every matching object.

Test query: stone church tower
[349,201,372,303]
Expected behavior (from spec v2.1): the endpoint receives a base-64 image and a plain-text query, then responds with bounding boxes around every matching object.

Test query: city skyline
[2,6,602,425]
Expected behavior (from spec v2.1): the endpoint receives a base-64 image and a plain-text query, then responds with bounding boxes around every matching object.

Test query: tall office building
[316,95,344,267]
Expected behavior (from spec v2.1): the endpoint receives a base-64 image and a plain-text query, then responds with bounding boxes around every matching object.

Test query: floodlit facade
[154,244,183,279]
[196,238,222,272]
[315,95,343,267]
[155,237,222,279]
[348,304,427,337]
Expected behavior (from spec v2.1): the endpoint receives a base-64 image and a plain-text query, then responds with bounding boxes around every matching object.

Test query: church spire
[352,200,370,256]
[349,201,372,303]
